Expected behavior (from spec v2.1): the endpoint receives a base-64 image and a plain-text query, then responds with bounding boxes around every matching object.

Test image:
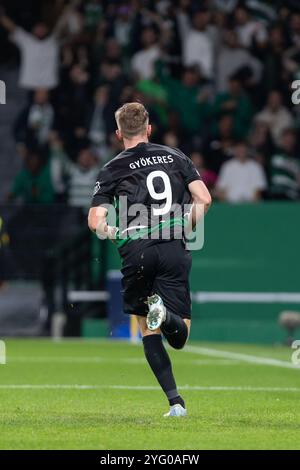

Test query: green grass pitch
[0,339,299,450]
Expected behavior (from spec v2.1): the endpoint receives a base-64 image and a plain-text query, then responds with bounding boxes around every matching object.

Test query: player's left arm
[181,154,212,230]
[188,180,212,230]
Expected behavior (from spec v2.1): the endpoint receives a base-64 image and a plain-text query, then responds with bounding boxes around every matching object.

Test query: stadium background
[1,0,300,345]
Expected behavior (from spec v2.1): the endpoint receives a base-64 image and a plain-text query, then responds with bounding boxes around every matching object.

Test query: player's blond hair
[115,102,149,139]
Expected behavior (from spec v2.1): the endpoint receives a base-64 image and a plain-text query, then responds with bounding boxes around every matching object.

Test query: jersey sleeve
[90,166,116,207]
[182,156,202,186]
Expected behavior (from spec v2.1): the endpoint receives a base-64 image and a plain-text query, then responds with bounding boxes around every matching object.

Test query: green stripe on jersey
[115,217,187,248]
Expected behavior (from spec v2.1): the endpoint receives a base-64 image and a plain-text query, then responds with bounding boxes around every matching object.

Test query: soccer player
[88,103,211,417]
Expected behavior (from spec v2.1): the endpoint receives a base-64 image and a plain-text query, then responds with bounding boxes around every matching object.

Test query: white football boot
[146,294,167,331]
[164,404,187,417]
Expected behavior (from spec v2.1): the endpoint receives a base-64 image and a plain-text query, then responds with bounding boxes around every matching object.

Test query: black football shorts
[121,239,192,319]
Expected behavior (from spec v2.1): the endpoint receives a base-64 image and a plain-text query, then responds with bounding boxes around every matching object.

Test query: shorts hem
[125,311,147,317]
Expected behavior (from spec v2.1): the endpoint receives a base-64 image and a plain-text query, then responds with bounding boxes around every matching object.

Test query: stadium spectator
[213,0,238,14]
[248,120,274,170]
[156,2,183,62]
[216,29,262,92]
[2,0,300,205]
[282,43,300,83]
[254,90,294,146]
[51,146,100,209]
[8,149,54,204]
[14,89,54,149]
[96,60,129,105]
[288,11,300,48]
[183,8,214,78]
[155,61,212,136]
[204,115,235,174]
[212,75,254,139]
[162,131,181,149]
[269,128,300,200]
[216,140,267,202]
[102,37,123,64]
[0,11,61,90]
[54,60,91,156]
[176,0,192,43]
[191,151,217,191]
[86,85,113,151]
[105,132,128,163]
[233,4,268,49]
[131,27,160,80]
[135,77,168,128]
[47,131,67,202]
[113,4,132,48]
[261,26,287,98]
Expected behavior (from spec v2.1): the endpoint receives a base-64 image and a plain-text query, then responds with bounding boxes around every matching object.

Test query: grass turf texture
[0,339,299,450]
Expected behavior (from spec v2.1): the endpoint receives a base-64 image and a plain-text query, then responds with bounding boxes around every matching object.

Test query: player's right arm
[88,206,117,241]
[88,165,118,241]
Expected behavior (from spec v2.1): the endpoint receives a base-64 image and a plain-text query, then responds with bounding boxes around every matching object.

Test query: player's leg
[161,317,191,350]
[121,244,186,415]
[147,241,192,350]
[136,315,186,417]
[147,296,190,349]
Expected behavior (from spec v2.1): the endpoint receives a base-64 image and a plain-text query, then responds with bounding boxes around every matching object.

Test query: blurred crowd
[1,0,300,207]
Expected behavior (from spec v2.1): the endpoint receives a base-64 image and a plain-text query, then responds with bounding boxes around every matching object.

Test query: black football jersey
[91,142,201,255]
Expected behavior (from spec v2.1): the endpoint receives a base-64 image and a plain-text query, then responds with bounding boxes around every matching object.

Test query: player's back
[91,142,201,254]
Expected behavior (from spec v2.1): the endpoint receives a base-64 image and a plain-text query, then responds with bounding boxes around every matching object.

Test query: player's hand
[107,226,119,244]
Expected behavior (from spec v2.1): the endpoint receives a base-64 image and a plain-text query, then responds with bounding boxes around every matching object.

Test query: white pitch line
[6,345,299,370]
[107,385,300,392]
[183,345,300,370]
[5,357,143,365]
[0,384,299,392]
[193,291,300,303]
[6,356,240,366]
